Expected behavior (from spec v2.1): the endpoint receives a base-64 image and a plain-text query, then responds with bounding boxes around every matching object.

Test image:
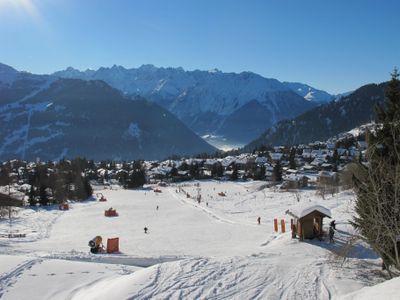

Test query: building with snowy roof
[286,203,331,240]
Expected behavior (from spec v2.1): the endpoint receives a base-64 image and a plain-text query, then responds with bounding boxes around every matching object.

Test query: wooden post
[299,222,303,241]
[291,219,296,238]
[274,218,278,232]
[281,219,286,233]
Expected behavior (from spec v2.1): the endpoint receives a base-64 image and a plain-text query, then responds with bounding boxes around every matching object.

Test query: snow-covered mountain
[53,65,318,145]
[0,63,19,84]
[245,82,386,149]
[282,81,334,103]
[0,67,216,161]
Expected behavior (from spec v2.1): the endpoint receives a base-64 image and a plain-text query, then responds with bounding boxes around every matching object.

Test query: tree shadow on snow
[304,230,379,260]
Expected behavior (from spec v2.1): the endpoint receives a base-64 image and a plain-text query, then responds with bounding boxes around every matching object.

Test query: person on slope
[144,227,148,234]
[330,220,336,230]
[257,216,261,225]
[329,226,335,243]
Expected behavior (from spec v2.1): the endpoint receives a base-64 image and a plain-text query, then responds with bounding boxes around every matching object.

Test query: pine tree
[0,166,11,186]
[211,162,224,178]
[39,185,48,206]
[272,161,282,182]
[127,163,146,188]
[170,166,178,177]
[189,162,199,178]
[28,186,36,206]
[83,177,93,198]
[289,148,297,170]
[254,164,266,181]
[352,69,400,273]
[332,149,339,172]
[230,164,238,181]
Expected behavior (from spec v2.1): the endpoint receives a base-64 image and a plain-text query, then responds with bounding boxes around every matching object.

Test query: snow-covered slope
[341,276,400,300]
[0,181,393,299]
[53,65,317,144]
[283,81,334,103]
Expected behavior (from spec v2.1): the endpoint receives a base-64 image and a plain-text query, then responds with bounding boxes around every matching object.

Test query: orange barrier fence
[274,218,278,232]
[281,219,286,233]
[59,203,69,210]
[104,208,118,217]
[107,237,119,253]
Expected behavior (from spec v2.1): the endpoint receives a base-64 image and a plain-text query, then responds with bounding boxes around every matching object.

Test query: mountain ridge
[52,64,327,144]
[244,82,386,150]
[0,74,216,161]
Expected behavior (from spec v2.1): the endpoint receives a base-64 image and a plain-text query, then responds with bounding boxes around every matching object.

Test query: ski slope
[0,180,395,299]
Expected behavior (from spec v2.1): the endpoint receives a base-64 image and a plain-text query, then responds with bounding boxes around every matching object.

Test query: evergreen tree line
[353,69,400,275]
[27,158,93,206]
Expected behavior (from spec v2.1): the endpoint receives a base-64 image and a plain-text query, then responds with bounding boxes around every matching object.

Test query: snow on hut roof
[286,203,331,219]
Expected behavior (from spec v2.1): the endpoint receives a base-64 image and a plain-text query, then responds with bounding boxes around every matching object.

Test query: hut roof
[0,193,24,207]
[286,203,331,219]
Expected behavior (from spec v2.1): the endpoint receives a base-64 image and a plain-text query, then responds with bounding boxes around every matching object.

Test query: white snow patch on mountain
[0,125,28,156]
[54,148,69,161]
[304,90,314,101]
[126,123,141,139]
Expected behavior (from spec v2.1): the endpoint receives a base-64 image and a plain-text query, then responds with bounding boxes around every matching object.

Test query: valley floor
[0,181,395,299]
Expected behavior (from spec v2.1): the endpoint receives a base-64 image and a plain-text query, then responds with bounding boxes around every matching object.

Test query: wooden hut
[286,203,331,240]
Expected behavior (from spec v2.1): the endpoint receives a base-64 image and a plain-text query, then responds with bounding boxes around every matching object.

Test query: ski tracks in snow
[0,258,42,298]
[168,188,242,226]
[120,255,333,300]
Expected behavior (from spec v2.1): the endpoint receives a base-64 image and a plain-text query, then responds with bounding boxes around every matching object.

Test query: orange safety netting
[107,237,119,253]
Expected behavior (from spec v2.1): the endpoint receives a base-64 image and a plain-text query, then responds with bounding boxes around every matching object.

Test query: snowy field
[0,180,397,299]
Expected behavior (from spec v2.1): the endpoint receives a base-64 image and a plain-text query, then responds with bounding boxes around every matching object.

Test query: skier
[329,226,335,243]
[144,226,148,234]
[257,216,261,225]
[156,205,159,210]
[330,220,336,230]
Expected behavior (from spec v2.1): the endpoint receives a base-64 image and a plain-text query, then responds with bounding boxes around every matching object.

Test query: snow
[0,181,395,299]
[341,276,400,300]
[124,122,141,139]
[304,90,315,101]
[54,64,292,116]
[287,203,332,219]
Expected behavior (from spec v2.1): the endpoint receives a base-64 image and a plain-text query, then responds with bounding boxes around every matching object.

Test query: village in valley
[1,1,399,298]
[1,122,370,198]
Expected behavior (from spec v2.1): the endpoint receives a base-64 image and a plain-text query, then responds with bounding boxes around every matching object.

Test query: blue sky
[0,0,399,94]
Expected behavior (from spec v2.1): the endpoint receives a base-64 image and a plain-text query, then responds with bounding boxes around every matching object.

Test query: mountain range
[2,61,363,161]
[0,63,216,161]
[53,65,333,145]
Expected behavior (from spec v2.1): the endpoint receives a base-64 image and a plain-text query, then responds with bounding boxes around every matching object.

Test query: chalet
[281,174,309,189]
[320,163,333,171]
[255,157,268,165]
[270,152,283,161]
[318,171,337,184]
[286,203,331,240]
